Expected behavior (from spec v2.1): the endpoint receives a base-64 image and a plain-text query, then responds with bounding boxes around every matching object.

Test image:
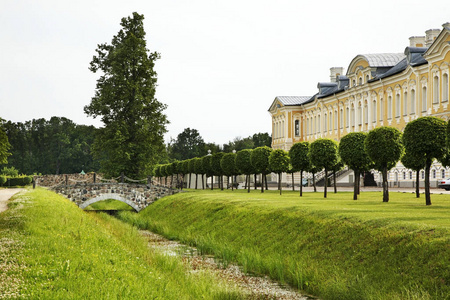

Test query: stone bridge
[51,182,176,212]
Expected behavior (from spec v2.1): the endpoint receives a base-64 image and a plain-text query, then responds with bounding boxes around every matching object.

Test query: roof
[361,53,406,67]
[276,96,312,106]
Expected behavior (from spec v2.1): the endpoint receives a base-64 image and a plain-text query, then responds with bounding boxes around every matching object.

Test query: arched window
[372,100,377,122]
[410,89,416,114]
[409,171,412,180]
[433,75,439,104]
[340,109,344,129]
[366,75,369,83]
[324,114,327,133]
[403,91,408,115]
[358,104,362,125]
[380,98,384,121]
[421,171,425,179]
[442,169,446,179]
[351,105,355,128]
[364,101,368,124]
[329,111,333,131]
[334,110,337,130]
[294,120,300,136]
[432,169,436,179]
[422,86,427,112]
[346,107,349,128]
[443,73,449,102]
[388,96,392,119]
[395,93,400,117]
[359,77,362,85]
[317,115,321,133]
[403,172,406,180]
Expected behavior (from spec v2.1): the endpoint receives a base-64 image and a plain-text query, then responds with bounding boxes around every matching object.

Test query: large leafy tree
[309,139,339,198]
[251,146,272,193]
[339,132,373,200]
[84,12,168,178]
[289,142,310,197]
[169,128,206,160]
[365,126,403,203]
[0,120,11,165]
[402,117,447,205]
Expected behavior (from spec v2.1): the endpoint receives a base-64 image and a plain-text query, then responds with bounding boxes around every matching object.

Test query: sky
[1,0,449,146]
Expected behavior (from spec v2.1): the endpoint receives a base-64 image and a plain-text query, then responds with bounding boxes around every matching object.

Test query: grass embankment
[0,188,244,299]
[117,189,450,300]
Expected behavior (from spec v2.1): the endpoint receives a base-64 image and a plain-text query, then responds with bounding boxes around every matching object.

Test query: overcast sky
[1,0,449,146]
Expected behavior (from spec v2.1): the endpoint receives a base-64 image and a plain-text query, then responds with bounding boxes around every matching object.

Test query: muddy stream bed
[140,230,315,300]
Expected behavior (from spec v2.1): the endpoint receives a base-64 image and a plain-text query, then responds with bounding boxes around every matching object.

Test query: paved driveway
[0,188,23,213]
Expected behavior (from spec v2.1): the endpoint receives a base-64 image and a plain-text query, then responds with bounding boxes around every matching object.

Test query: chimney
[425,29,441,47]
[409,36,425,47]
[443,22,450,30]
[330,67,344,83]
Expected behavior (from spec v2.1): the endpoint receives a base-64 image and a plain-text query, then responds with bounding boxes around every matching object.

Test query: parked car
[438,178,450,191]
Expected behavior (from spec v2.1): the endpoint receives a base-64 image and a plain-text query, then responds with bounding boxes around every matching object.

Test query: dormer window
[359,77,362,85]
[352,79,356,87]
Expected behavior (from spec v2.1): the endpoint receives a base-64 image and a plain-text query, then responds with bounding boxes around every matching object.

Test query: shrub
[1,166,19,177]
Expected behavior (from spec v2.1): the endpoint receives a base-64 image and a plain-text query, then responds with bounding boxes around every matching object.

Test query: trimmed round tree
[211,152,225,190]
[269,149,290,195]
[251,146,272,193]
[221,152,237,190]
[235,149,253,192]
[402,116,447,205]
[309,138,339,198]
[401,151,426,199]
[365,126,403,203]
[289,142,310,197]
[202,155,213,189]
[194,157,205,189]
[339,132,373,200]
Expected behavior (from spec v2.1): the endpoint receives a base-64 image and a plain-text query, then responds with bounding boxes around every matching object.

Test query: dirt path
[0,189,23,213]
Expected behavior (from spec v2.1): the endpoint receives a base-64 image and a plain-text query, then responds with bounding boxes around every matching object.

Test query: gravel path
[0,189,23,214]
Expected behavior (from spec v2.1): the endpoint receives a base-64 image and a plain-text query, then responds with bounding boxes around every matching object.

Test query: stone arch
[79,193,141,212]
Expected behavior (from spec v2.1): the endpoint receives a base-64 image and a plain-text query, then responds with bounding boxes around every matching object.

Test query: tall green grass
[0,188,245,299]
[117,189,450,300]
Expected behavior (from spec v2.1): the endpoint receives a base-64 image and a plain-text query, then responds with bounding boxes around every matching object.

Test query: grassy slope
[118,189,450,300]
[0,188,244,299]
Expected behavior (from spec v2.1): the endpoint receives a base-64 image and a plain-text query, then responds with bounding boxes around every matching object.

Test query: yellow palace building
[269,22,450,187]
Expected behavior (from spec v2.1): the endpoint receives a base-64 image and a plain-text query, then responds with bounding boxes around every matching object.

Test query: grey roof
[276,96,311,106]
[361,53,406,67]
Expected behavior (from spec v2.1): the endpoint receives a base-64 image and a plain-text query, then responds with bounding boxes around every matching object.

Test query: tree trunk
[265,174,268,190]
[231,175,234,191]
[300,170,303,197]
[254,174,257,190]
[313,173,317,192]
[278,172,282,195]
[415,170,420,198]
[333,170,337,193]
[425,159,431,205]
[261,173,264,193]
[211,176,214,190]
[353,169,359,200]
[324,168,328,198]
[292,173,295,191]
[189,173,191,189]
[247,174,250,193]
[382,167,389,202]
[195,174,198,189]
[202,174,205,189]
[357,172,361,195]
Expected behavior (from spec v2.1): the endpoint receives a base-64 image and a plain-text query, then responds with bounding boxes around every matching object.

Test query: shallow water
[140,230,315,300]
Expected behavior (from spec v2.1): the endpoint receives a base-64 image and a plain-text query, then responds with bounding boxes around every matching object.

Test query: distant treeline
[2,117,99,175]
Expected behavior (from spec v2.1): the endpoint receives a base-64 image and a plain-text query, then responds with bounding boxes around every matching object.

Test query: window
[364,102,368,124]
[443,73,449,102]
[410,89,416,114]
[380,99,384,121]
[403,172,406,180]
[372,100,377,122]
[403,92,408,115]
[294,120,300,136]
[346,107,349,127]
[324,114,327,132]
[395,94,400,117]
[433,76,439,104]
[358,105,362,125]
[409,171,412,180]
[351,106,355,128]
[422,86,427,112]
[359,77,362,85]
[432,169,436,179]
[388,96,392,119]
[366,75,369,83]
[421,171,425,179]
[340,109,344,129]
[334,110,337,130]
[442,169,446,179]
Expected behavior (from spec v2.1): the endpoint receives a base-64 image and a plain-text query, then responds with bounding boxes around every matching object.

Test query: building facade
[269,22,450,186]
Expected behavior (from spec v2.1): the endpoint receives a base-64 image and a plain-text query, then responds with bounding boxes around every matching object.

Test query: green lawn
[0,188,245,299]
[117,189,450,300]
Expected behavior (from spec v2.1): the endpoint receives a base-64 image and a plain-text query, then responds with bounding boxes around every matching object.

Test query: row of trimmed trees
[155,116,450,206]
